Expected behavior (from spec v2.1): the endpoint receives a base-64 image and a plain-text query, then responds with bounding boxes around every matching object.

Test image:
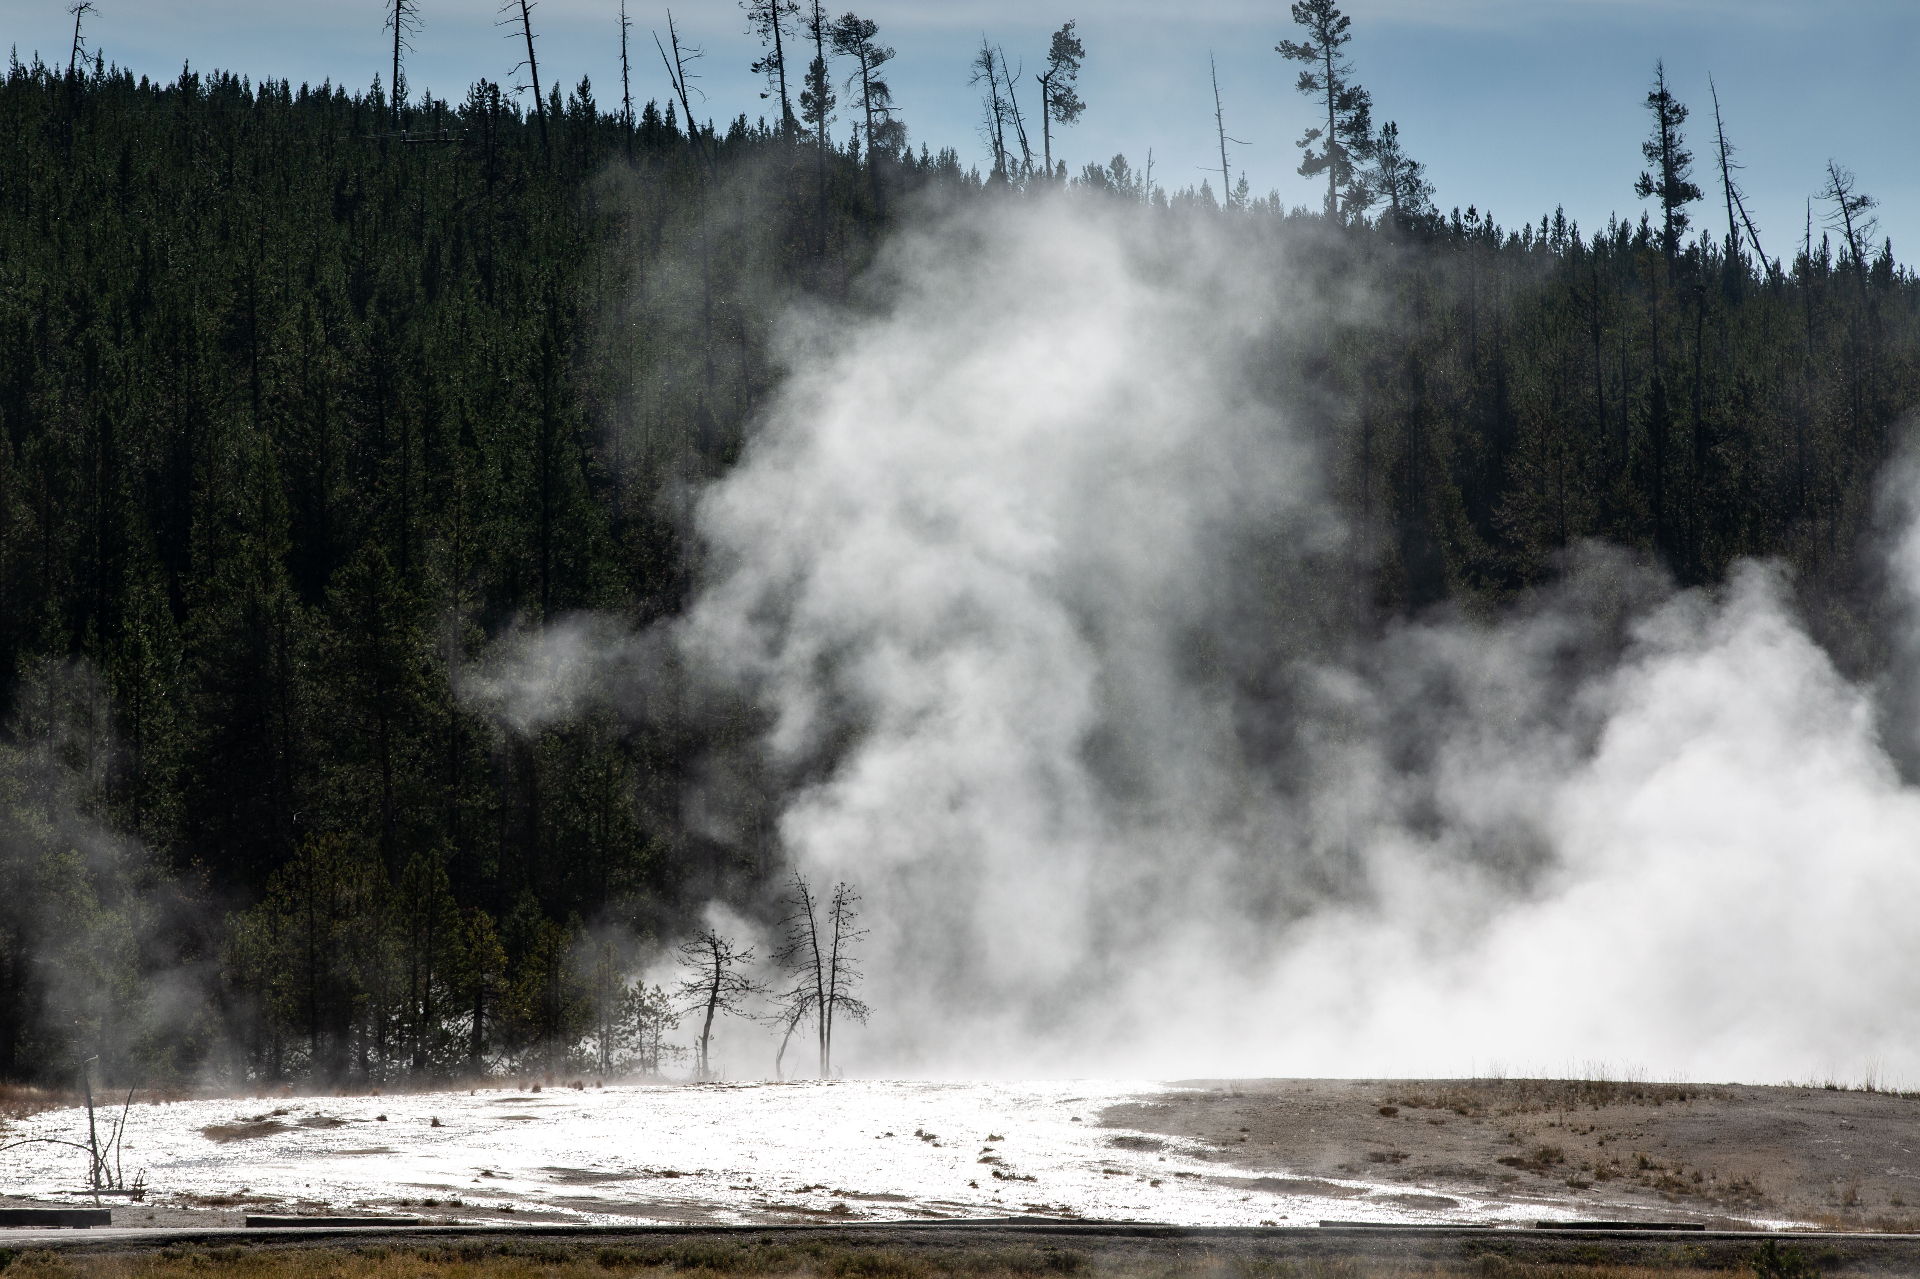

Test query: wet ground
[1105,1078,1920,1231]
[0,1081,1565,1230]
[8,1077,1910,1235]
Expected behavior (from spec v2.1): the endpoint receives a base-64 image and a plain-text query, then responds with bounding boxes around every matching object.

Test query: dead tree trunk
[1210,54,1236,206]
[67,3,94,77]
[657,15,718,415]
[820,883,867,1077]
[619,1,633,158]
[998,51,1032,179]
[389,0,417,127]
[81,1056,101,1198]
[505,0,546,147]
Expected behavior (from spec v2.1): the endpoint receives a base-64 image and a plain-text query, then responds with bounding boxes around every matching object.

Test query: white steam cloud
[510,197,1920,1082]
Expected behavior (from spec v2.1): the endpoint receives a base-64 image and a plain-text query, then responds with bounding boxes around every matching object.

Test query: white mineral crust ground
[1,1081,1579,1227]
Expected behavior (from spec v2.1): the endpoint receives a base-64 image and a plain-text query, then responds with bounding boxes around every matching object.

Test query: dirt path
[1098,1078,1920,1230]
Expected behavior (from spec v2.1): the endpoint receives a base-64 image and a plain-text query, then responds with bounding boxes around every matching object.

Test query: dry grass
[0,1084,81,1125]
[0,1241,1800,1279]
[1,1085,213,1130]
[199,1122,291,1144]
[1377,1081,1720,1121]
[1807,1208,1920,1233]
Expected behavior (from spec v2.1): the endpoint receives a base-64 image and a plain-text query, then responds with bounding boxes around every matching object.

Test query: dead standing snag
[775,873,868,1077]
[500,0,546,147]
[673,928,757,1080]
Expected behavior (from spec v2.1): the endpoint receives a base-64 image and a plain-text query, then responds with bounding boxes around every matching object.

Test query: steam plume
[506,197,1920,1082]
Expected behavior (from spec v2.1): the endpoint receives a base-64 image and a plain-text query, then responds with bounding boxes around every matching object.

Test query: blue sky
[5,0,1916,260]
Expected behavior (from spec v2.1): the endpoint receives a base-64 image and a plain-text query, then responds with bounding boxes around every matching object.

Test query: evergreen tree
[828,14,897,213]
[1367,121,1433,224]
[1036,21,1085,178]
[1276,0,1375,221]
[801,0,835,232]
[743,0,801,140]
[1632,60,1703,264]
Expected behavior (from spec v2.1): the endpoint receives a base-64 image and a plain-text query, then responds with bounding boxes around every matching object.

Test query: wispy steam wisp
[522,198,1920,1081]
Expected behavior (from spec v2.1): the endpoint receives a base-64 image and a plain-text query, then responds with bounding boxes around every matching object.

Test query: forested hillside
[0,38,1915,1087]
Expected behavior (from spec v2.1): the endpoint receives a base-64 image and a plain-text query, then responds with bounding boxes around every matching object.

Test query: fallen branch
[0,1136,98,1156]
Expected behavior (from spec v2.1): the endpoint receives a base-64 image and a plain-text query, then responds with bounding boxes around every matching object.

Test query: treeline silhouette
[0,36,1914,1086]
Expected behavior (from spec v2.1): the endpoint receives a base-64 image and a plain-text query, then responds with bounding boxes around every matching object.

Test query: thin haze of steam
[460,614,676,736]
[493,195,1920,1085]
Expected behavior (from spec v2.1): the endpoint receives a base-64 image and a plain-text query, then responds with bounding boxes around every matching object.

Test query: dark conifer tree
[1036,20,1084,178]
[1276,0,1375,221]
[801,0,835,233]
[1367,121,1432,224]
[1632,60,1703,264]
[743,0,801,140]
[828,14,897,213]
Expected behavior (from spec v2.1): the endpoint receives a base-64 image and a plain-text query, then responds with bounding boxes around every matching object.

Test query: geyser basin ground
[1,1079,1889,1230]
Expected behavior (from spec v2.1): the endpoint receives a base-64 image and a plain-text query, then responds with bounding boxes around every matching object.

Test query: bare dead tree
[106,1087,136,1194]
[970,39,1010,179]
[770,987,813,1080]
[1209,53,1246,208]
[656,14,716,180]
[998,52,1033,180]
[1821,160,1878,281]
[0,1124,138,1200]
[775,872,826,1071]
[656,13,718,410]
[820,882,869,1075]
[66,2,95,78]
[500,0,546,146]
[672,929,757,1081]
[82,1056,100,1201]
[619,0,634,155]
[386,0,419,124]
[775,873,868,1077]
[68,1059,137,1198]
[1709,77,1772,278]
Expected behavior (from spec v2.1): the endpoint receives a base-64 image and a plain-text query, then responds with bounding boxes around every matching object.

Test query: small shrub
[819,1250,928,1279]
[1496,1145,1565,1174]
[1750,1240,1821,1279]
